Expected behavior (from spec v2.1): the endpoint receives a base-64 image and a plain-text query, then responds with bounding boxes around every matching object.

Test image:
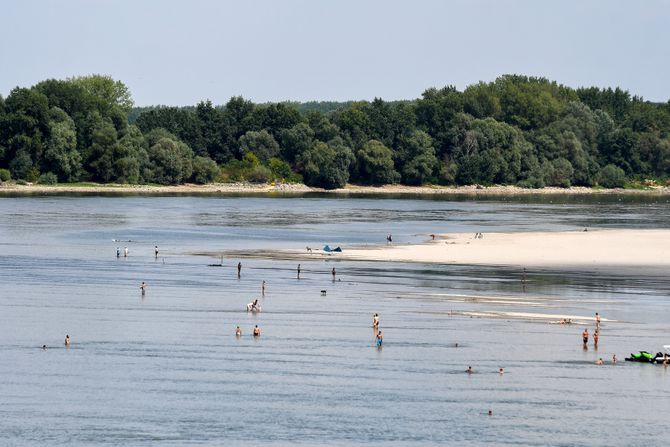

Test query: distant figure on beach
[140,281,146,295]
[116,247,120,258]
[237,262,242,277]
[584,227,588,232]
[154,246,159,258]
[64,335,70,346]
[376,330,383,347]
[373,313,379,329]
[430,234,436,240]
[466,366,474,374]
[612,354,617,364]
[593,329,599,348]
[253,325,261,337]
[297,264,301,279]
[235,326,242,337]
[331,267,336,280]
[262,281,266,295]
[124,247,128,257]
[595,358,604,365]
[306,246,312,254]
[386,234,392,243]
[582,329,589,347]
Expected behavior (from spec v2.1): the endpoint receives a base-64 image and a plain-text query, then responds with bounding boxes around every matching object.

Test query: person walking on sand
[297,264,301,279]
[64,335,70,346]
[373,313,379,329]
[582,329,589,347]
[376,330,383,347]
[235,326,242,337]
[253,325,261,337]
[237,262,242,277]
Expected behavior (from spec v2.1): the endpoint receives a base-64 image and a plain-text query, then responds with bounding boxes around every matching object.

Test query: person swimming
[253,325,261,337]
[596,358,604,365]
[499,368,504,375]
[466,366,474,374]
[376,330,383,347]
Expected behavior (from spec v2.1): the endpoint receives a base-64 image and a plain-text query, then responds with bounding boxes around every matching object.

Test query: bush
[191,156,220,184]
[268,157,299,182]
[0,168,10,182]
[37,172,58,185]
[598,164,626,188]
[247,165,272,183]
[16,179,28,185]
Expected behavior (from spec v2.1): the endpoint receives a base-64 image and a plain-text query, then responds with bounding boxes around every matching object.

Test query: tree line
[1,74,669,188]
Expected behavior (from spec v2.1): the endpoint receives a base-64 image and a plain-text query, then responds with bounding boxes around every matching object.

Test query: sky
[2,0,669,106]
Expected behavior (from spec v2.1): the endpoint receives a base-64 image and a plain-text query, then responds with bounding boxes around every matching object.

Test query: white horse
[246,301,261,312]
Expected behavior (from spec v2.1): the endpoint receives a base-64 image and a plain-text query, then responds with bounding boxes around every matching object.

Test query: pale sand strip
[338,229,670,269]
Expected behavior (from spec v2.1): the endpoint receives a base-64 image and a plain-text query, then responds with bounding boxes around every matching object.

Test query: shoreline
[1,182,670,196]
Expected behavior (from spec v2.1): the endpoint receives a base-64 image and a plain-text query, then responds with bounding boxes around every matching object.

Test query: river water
[0,194,669,446]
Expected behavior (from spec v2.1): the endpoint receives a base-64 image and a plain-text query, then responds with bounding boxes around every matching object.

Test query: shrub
[191,156,220,184]
[0,168,10,182]
[598,164,626,188]
[37,172,58,185]
[247,165,272,183]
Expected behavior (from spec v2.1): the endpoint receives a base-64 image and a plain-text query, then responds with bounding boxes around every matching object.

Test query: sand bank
[322,229,670,270]
[2,182,670,196]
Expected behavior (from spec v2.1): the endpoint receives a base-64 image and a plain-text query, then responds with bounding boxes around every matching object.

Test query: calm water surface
[1,194,669,446]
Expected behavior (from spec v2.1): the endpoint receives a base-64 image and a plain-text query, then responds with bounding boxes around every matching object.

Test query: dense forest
[1,74,669,189]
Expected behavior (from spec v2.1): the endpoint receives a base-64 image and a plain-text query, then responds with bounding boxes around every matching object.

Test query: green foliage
[355,139,400,185]
[37,172,58,185]
[2,74,670,188]
[191,156,220,184]
[0,168,10,182]
[598,164,626,188]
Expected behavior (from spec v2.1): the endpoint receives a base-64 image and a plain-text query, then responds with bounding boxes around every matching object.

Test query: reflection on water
[0,195,669,445]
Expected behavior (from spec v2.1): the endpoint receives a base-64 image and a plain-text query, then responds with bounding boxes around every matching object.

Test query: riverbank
[269,229,670,271]
[2,181,670,196]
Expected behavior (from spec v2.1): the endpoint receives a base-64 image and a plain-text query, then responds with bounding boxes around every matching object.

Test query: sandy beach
[2,182,670,196]
[294,229,670,270]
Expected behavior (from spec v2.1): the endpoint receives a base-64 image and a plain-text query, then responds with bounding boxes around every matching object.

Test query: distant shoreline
[2,182,670,196]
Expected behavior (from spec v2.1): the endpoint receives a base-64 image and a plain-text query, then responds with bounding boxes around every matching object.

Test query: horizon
[3,0,669,106]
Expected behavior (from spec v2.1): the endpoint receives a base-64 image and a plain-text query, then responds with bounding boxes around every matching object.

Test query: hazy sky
[2,0,669,105]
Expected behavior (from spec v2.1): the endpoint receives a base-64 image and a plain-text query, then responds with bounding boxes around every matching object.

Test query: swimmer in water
[466,366,474,374]
[253,325,261,337]
[235,326,242,336]
[499,368,504,375]
[596,358,604,365]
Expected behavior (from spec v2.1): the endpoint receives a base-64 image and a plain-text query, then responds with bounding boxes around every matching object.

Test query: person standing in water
[140,281,147,296]
[124,247,129,257]
[237,262,242,278]
[154,246,159,258]
[331,267,336,280]
[373,313,379,329]
[376,330,383,347]
[261,280,266,295]
[297,264,301,279]
[582,329,589,348]
[253,325,261,337]
[64,335,71,346]
[116,247,120,258]
[235,326,242,337]
[595,312,601,328]
[593,329,599,348]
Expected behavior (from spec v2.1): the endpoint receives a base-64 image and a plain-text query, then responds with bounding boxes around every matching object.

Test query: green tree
[69,74,134,113]
[355,139,400,185]
[43,107,81,182]
[280,122,314,163]
[396,130,437,185]
[297,137,354,189]
[191,155,219,184]
[545,158,574,187]
[598,164,626,188]
[238,130,280,163]
[146,137,194,184]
